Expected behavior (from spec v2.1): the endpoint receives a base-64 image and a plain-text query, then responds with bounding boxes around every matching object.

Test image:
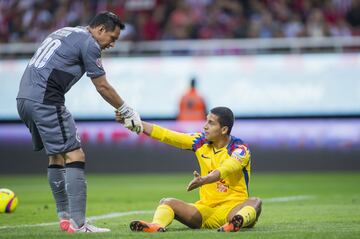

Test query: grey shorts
[17,99,81,155]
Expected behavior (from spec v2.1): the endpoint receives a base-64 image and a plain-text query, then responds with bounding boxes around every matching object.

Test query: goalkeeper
[117,107,262,232]
[17,12,142,233]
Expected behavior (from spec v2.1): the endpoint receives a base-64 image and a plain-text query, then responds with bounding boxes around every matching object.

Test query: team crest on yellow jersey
[231,145,248,163]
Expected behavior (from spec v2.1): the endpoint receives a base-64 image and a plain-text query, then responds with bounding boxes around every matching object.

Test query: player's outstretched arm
[117,119,197,150]
[93,75,143,134]
[187,170,221,191]
[92,75,123,108]
[141,121,153,136]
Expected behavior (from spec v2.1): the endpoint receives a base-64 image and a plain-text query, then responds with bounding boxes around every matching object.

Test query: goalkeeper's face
[93,25,121,50]
[203,113,228,141]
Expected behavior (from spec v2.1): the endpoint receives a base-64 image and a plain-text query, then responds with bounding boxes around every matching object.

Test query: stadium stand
[1,0,359,43]
[1,0,360,58]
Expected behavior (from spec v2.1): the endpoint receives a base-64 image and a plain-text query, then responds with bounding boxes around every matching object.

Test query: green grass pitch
[1,172,359,238]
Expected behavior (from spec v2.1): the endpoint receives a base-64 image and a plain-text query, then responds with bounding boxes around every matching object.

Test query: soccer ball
[0,188,18,213]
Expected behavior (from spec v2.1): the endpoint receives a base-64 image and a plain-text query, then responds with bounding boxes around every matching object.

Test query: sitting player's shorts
[193,199,247,229]
[17,99,81,155]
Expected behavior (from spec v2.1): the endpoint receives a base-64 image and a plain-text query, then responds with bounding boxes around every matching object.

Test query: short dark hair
[89,11,125,31]
[210,107,234,135]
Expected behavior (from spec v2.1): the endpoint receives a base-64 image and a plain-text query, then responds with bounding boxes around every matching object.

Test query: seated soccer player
[116,107,262,232]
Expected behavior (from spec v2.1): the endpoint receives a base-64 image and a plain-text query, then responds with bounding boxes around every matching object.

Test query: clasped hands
[115,102,143,134]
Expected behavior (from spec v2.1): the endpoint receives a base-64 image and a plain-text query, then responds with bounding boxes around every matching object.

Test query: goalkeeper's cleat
[129,220,165,232]
[217,215,243,232]
[59,219,70,231]
[67,220,110,233]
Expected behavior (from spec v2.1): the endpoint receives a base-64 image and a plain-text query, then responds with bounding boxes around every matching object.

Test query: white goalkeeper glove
[117,102,143,134]
[117,102,136,119]
[123,112,143,134]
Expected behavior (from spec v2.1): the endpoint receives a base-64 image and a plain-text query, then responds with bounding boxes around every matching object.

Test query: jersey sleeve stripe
[192,132,208,151]
[242,167,250,195]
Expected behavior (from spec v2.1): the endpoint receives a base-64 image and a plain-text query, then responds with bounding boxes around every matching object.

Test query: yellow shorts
[193,201,243,229]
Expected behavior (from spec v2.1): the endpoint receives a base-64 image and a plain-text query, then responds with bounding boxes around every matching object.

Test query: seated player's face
[95,25,120,50]
[203,113,223,141]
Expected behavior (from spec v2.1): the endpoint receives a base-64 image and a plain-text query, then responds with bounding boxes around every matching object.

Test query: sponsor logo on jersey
[216,182,228,192]
[201,154,210,159]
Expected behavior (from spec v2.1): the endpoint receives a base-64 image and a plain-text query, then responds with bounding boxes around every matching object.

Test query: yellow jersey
[150,124,251,208]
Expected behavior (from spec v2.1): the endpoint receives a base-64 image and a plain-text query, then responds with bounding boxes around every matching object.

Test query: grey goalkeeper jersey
[17,26,105,105]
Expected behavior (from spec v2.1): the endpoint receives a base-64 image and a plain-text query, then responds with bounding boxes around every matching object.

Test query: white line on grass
[263,195,315,203]
[0,195,314,230]
[0,210,153,230]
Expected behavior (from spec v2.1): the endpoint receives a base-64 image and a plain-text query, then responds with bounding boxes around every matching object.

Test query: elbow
[216,168,224,178]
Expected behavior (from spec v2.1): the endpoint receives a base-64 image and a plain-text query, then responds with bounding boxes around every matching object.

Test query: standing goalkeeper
[16,12,141,233]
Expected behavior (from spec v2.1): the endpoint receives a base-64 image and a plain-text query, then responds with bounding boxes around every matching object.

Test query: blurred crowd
[1,0,360,43]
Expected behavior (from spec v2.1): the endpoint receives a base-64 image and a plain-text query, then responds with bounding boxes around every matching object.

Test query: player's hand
[117,102,137,118]
[116,103,143,134]
[187,171,204,191]
[115,110,124,123]
[123,112,143,134]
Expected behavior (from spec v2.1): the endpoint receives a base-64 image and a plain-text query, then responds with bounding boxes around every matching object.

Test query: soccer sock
[47,165,69,219]
[65,161,86,228]
[235,205,257,228]
[152,204,175,228]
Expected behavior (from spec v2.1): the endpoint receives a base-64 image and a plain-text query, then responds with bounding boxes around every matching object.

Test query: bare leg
[227,197,262,228]
[64,148,85,163]
[160,198,203,229]
[49,154,65,166]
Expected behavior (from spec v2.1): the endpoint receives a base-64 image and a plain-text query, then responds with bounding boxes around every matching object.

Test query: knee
[250,197,262,203]
[49,155,65,166]
[159,198,167,204]
[78,150,85,161]
[65,148,85,163]
[159,198,175,206]
[249,197,262,208]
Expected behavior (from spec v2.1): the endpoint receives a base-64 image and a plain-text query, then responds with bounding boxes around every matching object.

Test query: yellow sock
[152,204,175,228]
[235,206,257,228]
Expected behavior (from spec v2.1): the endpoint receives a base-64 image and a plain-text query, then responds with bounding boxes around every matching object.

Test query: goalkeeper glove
[117,102,143,134]
[117,102,136,119]
[123,112,143,134]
